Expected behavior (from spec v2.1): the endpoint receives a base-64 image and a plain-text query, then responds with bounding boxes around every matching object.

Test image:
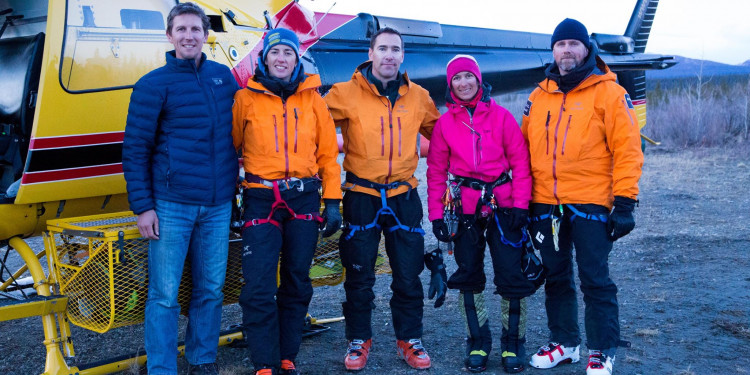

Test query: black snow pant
[239,185,321,369]
[447,210,537,299]
[529,203,620,357]
[339,190,425,341]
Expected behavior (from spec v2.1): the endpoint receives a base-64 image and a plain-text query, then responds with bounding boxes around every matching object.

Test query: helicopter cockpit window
[120,9,165,30]
[61,0,176,92]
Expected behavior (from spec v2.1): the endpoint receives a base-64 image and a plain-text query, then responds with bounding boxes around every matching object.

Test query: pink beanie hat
[446,54,482,87]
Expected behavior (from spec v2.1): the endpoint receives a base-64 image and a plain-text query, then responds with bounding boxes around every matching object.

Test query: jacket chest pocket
[293,108,317,158]
[526,113,553,164]
[248,114,282,155]
[559,109,605,161]
[358,112,390,159]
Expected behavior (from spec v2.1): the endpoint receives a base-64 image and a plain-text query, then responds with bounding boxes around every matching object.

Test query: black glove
[424,248,448,308]
[320,199,342,238]
[431,219,451,242]
[509,207,529,231]
[607,196,637,241]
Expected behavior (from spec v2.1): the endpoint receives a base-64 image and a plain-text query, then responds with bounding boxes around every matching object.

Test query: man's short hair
[369,27,404,50]
[166,2,210,36]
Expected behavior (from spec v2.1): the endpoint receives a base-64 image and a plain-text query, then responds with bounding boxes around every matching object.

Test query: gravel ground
[1,146,749,375]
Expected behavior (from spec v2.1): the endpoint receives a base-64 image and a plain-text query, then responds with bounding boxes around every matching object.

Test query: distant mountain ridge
[646,56,750,80]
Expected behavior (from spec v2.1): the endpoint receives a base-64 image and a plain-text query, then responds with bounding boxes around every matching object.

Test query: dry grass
[623,355,643,364]
[647,292,666,303]
[713,319,750,340]
[635,328,660,337]
[495,76,750,149]
[647,77,750,147]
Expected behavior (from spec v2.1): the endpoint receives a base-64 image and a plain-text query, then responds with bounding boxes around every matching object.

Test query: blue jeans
[145,199,231,374]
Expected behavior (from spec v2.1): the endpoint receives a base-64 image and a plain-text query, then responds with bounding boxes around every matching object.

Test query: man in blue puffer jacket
[122,3,239,374]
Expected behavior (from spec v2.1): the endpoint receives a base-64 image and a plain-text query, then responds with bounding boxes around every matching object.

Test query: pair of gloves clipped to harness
[608,196,637,241]
[320,199,342,238]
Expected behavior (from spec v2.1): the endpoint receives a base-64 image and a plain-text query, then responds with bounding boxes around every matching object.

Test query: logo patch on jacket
[624,94,634,109]
[212,78,223,85]
[523,100,532,116]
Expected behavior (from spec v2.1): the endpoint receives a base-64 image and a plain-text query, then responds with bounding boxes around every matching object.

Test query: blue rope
[493,214,527,248]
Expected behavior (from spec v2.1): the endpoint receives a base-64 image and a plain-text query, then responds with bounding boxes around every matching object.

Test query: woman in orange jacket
[232,28,341,375]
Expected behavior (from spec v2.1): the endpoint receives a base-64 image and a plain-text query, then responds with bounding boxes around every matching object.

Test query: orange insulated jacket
[232,73,342,200]
[325,62,440,198]
[521,57,643,209]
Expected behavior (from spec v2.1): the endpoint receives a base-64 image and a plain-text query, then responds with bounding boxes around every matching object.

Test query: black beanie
[551,18,590,48]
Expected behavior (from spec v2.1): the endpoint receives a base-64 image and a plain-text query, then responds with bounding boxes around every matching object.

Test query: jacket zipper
[283,101,290,178]
[272,115,279,152]
[561,115,572,155]
[196,68,217,202]
[544,111,551,155]
[397,117,402,157]
[552,94,566,204]
[380,116,385,156]
[469,109,479,172]
[294,107,299,153]
[387,108,394,183]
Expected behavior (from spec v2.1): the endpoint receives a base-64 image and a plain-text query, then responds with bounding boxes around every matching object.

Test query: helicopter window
[82,6,96,27]
[208,14,224,32]
[120,9,164,30]
[61,0,176,92]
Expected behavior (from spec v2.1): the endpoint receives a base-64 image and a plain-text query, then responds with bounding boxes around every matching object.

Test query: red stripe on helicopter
[632,99,646,106]
[21,164,123,184]
[29,132,124,150]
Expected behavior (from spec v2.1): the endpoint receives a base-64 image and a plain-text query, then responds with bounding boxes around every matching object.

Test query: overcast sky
[299,0,750,65]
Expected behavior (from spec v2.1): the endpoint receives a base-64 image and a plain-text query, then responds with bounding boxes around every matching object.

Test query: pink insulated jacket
[426,96,532,221]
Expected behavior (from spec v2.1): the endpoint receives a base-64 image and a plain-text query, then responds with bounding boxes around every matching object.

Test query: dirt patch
[1,146,749,375]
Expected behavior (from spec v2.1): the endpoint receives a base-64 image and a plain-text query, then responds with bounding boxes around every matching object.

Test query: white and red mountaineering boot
[586,350,614,375]
[529,342,580,369]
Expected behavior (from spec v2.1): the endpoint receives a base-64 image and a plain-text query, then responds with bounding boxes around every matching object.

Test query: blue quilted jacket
[123,51,240,214]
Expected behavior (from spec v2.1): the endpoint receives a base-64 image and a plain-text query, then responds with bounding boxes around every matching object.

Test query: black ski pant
[239,186,320,369]
[339,190,425,341]
[529,203,619,357]
[447,210,537,299]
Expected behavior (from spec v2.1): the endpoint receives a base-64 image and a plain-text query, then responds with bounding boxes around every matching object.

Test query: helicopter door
[0,32,44,198]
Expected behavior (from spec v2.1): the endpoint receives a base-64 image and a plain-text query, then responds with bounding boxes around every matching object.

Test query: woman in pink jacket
[426,55,535,374]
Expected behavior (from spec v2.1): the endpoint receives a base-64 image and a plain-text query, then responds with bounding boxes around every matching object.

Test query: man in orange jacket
[324,27,441,371]
[521,19,643,375]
